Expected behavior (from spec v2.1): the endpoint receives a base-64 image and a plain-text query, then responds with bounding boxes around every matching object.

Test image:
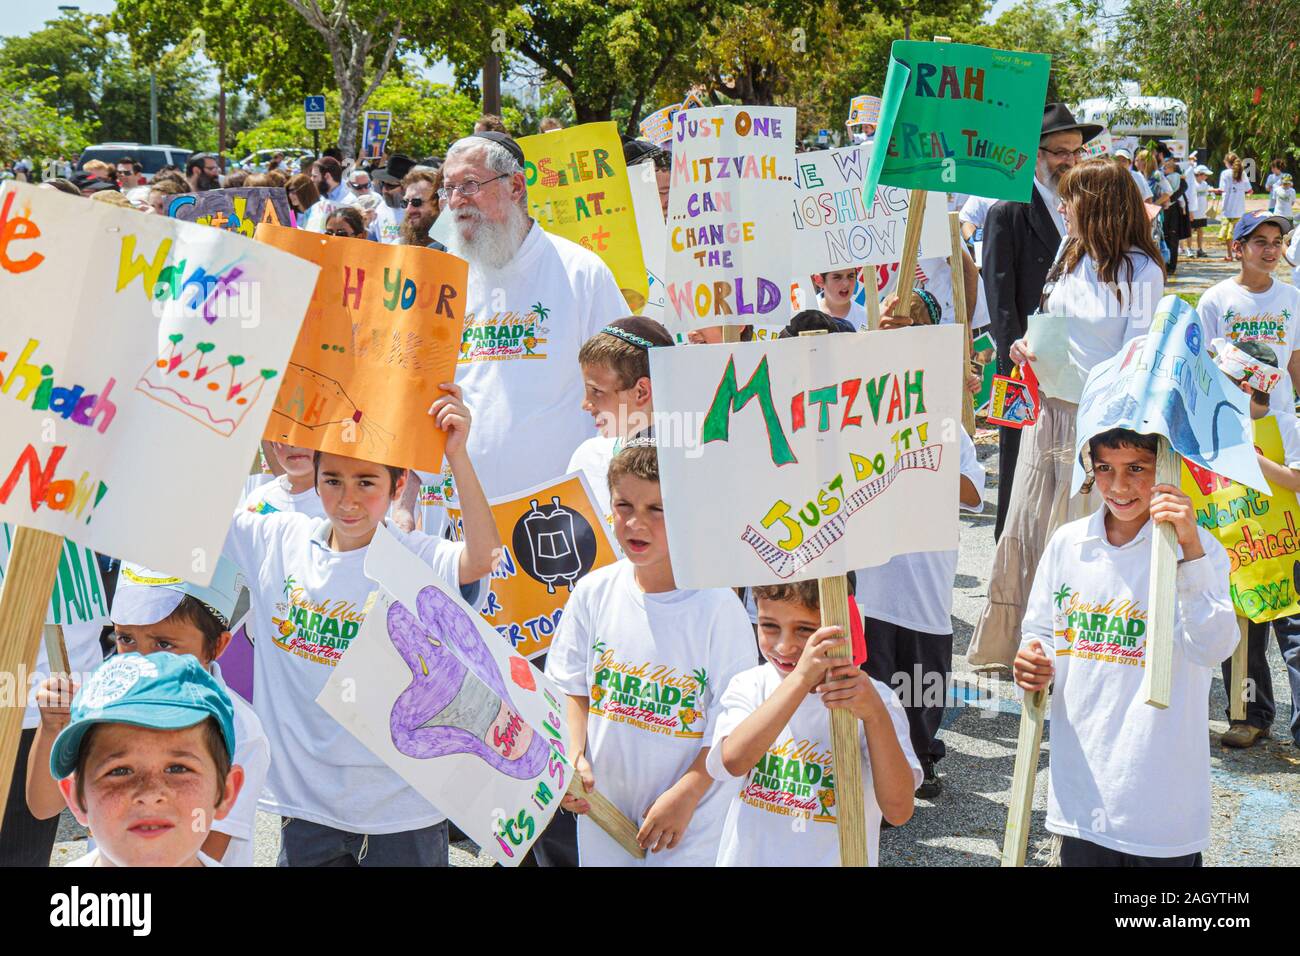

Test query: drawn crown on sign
[135,332,280,436]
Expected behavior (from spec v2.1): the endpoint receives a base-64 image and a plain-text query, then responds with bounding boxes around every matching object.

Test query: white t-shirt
[367,201,404,244]
[222,511,478,833]
[707,663,921,866]
[855,429,985,634]
[1271,185,1296,218]
[1218,170,1251,219]
[1289,229,1300,288]
[815,293,868,331]
[1272,410,1300,469]
[1187,178,1210,218]
[1020,507,1237,857]
[67,847,222,867]
[959,194,996,232]
[446,222,628,509]
[1045,251,1165,378]
[566,436,618,542]
[543,560,757,867]
[1129,168,1153,201]
[240,475,326,519]
[915,255,991,330]
[207,662,270,867]
[1198,277,1300,412]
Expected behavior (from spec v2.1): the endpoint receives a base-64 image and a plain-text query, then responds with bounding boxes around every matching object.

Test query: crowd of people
[0,99,1297,871]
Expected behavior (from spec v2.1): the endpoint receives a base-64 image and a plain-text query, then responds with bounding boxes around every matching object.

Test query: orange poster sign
[255,223,467,472]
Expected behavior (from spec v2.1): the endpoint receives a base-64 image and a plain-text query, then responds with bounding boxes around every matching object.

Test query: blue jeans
[1219,615,1300,744]
[278,818,449,867]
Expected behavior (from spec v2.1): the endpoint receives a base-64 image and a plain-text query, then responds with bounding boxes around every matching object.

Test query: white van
[75,143,192,182]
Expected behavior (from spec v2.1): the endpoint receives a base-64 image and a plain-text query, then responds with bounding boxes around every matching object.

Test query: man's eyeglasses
[1039,146,1089,160]
[324,229,356,237]
[402,197,432,209]
[349,181,371,190]
[437,173,508,202]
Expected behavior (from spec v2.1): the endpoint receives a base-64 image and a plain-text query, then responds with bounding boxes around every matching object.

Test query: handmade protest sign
[445,473,619,660]
[651,326,962,587]
[317,524,621,866]
[255,223,467,474]
[1025,312,1088,404]
[168,187,297,235]
[1182,415,1300,623]
[0,182,318,579]
[664,106,797,334]
[362,110,392,160]
[628,164,668,322]
[847,95,882,128]
[791,145,948,277]
[1072,296,1266,496]
[863,40,1050,205]
[518,122,648,309]
[640,104,679,146]
[0,525,109,626]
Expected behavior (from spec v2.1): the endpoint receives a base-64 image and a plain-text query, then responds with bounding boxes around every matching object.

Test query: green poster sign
[0,524,110,626]
[864,41,1051,204]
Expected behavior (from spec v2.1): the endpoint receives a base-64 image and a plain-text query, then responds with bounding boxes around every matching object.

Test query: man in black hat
[981,103,1100,540]
[368,152,416,243]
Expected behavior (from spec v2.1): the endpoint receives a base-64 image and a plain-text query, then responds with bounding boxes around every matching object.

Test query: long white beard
[447,205,528,272]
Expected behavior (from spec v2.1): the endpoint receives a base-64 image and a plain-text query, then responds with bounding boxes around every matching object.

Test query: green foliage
[0,71,89,160]
[0,10,210,147]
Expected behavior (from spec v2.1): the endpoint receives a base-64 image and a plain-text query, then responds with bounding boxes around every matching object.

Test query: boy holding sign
[708,581,919,866]
[545,440,755,864]
[1013,428,1236,865]
[222,385,500,866]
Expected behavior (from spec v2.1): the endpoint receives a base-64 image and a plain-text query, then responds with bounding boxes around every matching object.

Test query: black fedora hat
[372,153,417,185]
[1041,103,1103,143]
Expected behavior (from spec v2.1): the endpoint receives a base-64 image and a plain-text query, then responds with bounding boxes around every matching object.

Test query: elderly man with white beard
[394,131,628,537]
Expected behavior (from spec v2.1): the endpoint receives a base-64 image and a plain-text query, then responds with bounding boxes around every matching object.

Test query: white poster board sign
[628,164,668,323]
[317,525,573,866]
[650,327,963,587]
[664,106,796,333]
[0,182,319,581]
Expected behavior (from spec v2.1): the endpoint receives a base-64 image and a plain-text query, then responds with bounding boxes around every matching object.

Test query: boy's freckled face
[113,619,211,666]
[756,599,820,678]
[1093,444,1157,524]
[316,452,399,545]
[611,475,669,567]
[70,723,224,868]
[581,364,635,437]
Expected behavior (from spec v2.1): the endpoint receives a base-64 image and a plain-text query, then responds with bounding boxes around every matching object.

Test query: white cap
[1113,148,1132,161]
[1195,164,1212,175]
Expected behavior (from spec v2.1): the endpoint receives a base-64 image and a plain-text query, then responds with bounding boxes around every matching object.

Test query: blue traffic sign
[304,96,326,114]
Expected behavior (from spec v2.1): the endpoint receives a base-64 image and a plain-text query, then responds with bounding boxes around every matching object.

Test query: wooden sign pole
[1001,688,1047,866]
[1142,439,1180,710]
[0,527,65,840]
[894,190,928,318]
[864,279,881,331]
[796,327,868,866]
[947,211,976,436]
[1230,616,1249,722]
[565,774,646,860]
[43,624,69,677]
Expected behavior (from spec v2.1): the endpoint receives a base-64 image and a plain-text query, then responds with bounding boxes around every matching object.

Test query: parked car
[75,143,192,182]
[236,148,315,173]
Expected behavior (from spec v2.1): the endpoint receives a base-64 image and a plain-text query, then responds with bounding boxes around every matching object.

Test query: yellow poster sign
[1182,414,1300,623]
[517,121,649,311]
[448,472,619,660]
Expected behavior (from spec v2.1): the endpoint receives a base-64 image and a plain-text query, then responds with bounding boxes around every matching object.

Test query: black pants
[995,426,1022,541]
[862,617,952,766]
[1060,835,1202,867]
[1220,616,1300,744]
[0,728,60,867]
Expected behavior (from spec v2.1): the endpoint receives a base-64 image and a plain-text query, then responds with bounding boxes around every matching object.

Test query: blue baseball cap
[50,652,236,780]
[111,558,242,629]
[1233,210,1294,242]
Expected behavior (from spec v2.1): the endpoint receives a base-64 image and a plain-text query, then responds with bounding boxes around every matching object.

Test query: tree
[0,70,89,162]
[969,0,1098,104]
[113,0,458,157]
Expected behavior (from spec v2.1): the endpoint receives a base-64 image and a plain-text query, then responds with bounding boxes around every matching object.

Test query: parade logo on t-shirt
[270,575,367,666]
[740,737,837,823]
[460,302,551,363]
[588,644,707,737]
[1224,308,1291,346]
[1053,584,1147,667]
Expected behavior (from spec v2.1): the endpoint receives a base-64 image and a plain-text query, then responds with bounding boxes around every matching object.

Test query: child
[568,317,674,526]
[545,440,757,865]
[27,558,270,867]
[1207,339,1300,749]
[708,581,920,866]
[1187,165,1211,258]
[1014,428,1237,865]
[1271,173,1295,221]
[49,652,245,867]
[1217,154,1252,260]
[222,382,500,866]
[1198,211,1300,415]
[812,268,869,330]
[242,441,326,518]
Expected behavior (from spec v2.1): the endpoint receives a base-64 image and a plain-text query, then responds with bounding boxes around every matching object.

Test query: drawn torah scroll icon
[388,585,550,779]
[511,496,597,594]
